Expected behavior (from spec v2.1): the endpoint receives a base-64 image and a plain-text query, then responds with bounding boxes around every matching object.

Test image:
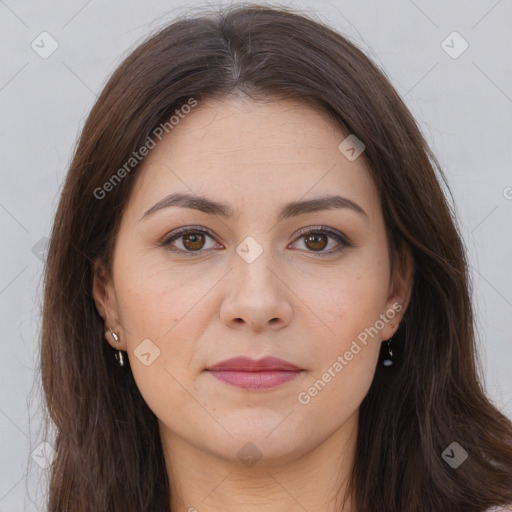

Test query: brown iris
[304,233,328,251]
[182,232,206,250]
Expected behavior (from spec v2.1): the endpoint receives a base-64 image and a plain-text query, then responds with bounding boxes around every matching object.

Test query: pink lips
[206,356,303,390]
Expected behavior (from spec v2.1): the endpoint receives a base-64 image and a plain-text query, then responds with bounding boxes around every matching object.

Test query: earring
[382,337,394,367]
[110,330,125,367]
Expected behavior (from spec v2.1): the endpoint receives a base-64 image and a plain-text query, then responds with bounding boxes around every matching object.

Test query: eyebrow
[139,192,368,222]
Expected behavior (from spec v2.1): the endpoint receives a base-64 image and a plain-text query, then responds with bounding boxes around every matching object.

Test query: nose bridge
[232,236,280,300]
[220,236,292,330]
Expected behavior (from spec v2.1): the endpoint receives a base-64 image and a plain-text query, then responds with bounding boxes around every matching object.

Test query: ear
[381,243,414,341]
[92,259,126,350]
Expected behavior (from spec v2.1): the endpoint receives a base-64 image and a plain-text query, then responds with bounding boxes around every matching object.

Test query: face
[93,95,411,467]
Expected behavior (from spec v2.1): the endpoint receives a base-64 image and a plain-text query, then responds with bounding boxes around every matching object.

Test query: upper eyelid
[294,225,348,241]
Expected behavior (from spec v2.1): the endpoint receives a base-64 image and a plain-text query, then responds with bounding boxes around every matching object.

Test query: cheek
[294,276,387,428]
[113,242,205,340]
[296,255,389,399]
[111,254,206,411]
[303,257,390,348]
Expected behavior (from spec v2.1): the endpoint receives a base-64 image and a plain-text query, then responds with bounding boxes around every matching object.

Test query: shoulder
[486,505,512,512]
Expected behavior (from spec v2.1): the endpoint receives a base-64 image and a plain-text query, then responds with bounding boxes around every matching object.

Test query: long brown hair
[41,4,512,511]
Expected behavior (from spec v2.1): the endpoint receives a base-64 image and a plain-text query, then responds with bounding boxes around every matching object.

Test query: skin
[93,94,413,512]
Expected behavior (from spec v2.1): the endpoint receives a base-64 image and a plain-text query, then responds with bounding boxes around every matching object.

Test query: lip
[205,356,303,390]
[207,356,301,372]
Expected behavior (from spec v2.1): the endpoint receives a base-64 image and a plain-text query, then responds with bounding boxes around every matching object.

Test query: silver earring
[382,337,394,367]
[110,330,125,367]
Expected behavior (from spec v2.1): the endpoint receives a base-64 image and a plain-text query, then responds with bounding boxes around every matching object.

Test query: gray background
[1,0,511,509]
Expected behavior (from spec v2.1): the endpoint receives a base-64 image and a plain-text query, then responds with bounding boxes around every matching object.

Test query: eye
[289,226,350,256]
[161,227,221,254]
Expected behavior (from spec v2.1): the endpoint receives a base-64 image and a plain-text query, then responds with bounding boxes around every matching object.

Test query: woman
[40,4,512,511]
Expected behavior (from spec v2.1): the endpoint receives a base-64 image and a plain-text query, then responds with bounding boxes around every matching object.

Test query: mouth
[205,356,304,391]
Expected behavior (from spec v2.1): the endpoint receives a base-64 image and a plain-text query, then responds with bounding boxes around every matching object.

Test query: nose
[219,251,293,333]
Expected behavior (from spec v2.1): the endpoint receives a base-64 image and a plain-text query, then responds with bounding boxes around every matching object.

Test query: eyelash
[160,225,351,257]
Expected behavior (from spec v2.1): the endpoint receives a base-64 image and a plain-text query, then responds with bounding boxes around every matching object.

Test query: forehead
[123,95,379,221]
